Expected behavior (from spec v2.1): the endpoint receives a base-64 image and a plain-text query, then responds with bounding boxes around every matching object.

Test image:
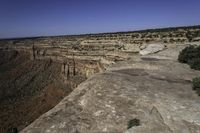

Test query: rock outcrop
[21,56,200,133]
[0,25,200,133]
[139,43,166,55]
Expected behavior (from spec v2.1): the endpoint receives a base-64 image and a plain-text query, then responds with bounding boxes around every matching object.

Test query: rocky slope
[21,55,200,133]
[0,25,200,133]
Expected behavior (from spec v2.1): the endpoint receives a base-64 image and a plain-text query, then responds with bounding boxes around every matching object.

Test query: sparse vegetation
[186,31,193,42]
[186,30,200,42]
[127,118,140,129]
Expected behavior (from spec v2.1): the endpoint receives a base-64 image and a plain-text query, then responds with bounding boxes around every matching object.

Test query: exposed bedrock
[21,58,200,133]
[0,26,200,133]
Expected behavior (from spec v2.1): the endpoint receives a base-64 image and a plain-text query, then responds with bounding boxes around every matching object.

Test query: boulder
[140,44,165,55]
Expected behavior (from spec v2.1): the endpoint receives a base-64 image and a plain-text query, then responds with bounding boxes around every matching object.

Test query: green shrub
[179,46,200,95]
[178,45,200,70]
[127,118,140,129]
[189,58,200,70]
[193,77,200,95]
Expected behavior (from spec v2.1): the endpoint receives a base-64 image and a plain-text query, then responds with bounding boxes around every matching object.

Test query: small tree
[178,45,200,70]
[178,46,200,96]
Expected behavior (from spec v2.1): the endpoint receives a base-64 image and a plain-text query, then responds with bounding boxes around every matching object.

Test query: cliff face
[0,50,88,133]
[0,26,200,133]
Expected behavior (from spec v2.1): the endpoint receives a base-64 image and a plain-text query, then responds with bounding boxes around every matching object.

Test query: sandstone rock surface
[139,43,165,55]
[0,25,200,133]
[21,55,200,133]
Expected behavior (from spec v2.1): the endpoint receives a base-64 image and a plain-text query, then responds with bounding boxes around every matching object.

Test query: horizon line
[0,24,200,41]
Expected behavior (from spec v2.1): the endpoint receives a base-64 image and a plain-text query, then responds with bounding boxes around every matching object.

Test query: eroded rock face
[21,56,200,133]
[0,50,96,132]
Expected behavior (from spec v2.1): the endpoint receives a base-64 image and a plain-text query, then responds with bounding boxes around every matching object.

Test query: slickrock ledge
[21,55,200,133]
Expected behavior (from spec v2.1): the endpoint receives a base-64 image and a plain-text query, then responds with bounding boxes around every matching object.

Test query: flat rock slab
[139,44,165,55]
[21,59,200,133]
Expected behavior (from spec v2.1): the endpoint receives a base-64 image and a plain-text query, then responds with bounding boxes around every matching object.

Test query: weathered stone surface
[139,43,166,55]
[21,56,200,133]
[0,25,200,133]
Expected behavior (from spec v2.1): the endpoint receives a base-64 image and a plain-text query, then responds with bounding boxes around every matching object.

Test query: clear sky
[0,0,200,38]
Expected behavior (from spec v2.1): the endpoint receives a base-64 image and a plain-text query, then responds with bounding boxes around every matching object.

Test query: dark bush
[178,46,200,96]
[189,58,200,70]
[7,127,18,133]
[127,118,140,129]
[193,77,200,95]
[178,45,200,70]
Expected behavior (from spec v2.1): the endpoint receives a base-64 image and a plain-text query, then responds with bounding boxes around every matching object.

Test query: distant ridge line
[0,25,200,41]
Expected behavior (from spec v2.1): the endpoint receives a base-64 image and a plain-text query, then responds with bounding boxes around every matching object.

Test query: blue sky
[0,0,200,38]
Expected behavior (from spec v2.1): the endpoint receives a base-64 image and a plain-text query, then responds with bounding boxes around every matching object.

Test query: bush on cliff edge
[178,45,200,96]
[178,45,200,70]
